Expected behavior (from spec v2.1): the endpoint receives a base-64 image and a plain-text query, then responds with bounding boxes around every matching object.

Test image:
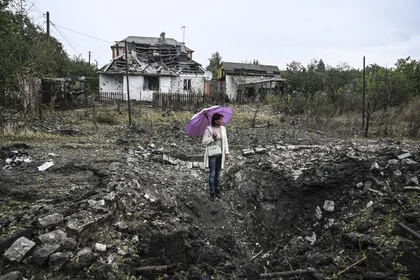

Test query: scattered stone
[315,206,322,220]
[3,237,36,262]
[398,153,412,160]
[254,146,266,154]
[387,159,399,169]
[38,230,67,246]
[88,199,106,210]
[356,182,364,188]
[406,176,419,186]
[65,248,96,273]
[370,162,380,170]
[32,244,61,266]
[324,219,334,229]
[38,160,54,171]
[38,213,64,229]
[49,252,72,271]
[116,247,126,256]
[393,170,402,177]
[305,232,316,244]
[95,243,107,252]
[275,145,287,151]
[323,200,335,212]
[403,187,420,192]
[242,149,255,156]
[0,271,23,280]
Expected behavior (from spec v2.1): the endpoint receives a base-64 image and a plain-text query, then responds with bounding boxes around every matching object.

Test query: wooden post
[124,41,132,126]
[362,56,366,129]
[38,90,42,120]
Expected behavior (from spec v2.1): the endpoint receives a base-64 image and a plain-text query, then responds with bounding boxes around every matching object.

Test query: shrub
[95,113,119,125]
[399,96,420,137]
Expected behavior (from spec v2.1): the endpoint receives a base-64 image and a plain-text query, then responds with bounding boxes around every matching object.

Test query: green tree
[206,52,222,80]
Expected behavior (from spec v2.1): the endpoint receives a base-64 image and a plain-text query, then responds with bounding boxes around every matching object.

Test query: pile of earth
[0,119,420,280]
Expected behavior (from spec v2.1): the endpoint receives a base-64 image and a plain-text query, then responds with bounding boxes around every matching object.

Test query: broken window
[144,77,159,90]
[183,79,192,90]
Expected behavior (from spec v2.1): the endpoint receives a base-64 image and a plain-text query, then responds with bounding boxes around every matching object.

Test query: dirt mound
[1,120,420,279]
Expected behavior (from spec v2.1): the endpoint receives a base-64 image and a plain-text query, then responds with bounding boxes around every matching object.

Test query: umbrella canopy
[185,105,234,136]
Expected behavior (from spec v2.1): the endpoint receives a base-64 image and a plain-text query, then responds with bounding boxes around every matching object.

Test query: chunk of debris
[314,206,322,220]
[323,200,335,212]
[38,160,54,171]
[242,149,255,156]
[0,271,23,280]
[38,230,67,246]
[356,182,364,188]
[48,252,72,271]
[393,170,402,177]
[406,176,419,186]
[94,243,107,252]
[305,232,317,244]
[324,219,335,229]
[38,213,64,229]
[370,162,380,171]
[254,146,266,154]
[32,244,61,266]
[275,145,287,151]
[403,186,420,192]
[3,237,36,262]
[398,152,412,160]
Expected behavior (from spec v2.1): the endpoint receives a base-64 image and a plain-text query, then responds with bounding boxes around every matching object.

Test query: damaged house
[98,32,205,101]
[218,62,286,101]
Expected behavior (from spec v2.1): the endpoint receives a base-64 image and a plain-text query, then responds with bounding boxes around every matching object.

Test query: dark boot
[215,189,221,199]
[210,193,215,201]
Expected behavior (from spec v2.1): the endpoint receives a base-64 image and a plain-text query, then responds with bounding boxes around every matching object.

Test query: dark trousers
[208,155,222,195]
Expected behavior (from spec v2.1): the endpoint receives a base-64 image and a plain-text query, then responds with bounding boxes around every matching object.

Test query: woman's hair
[211,113,223,126]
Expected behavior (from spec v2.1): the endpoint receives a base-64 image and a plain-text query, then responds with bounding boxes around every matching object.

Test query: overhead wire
[50,22,80,55]
[49,23,114,44]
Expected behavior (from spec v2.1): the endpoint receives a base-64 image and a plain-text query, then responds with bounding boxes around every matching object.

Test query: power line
[51,23,80,55]
[27,0,44,17]
[50,22,113,44]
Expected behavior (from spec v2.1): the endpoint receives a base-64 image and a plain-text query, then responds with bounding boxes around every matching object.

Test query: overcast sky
[28,0,420,70]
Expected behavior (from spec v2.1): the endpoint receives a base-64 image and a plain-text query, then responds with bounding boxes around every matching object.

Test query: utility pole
[124,41,132,126]
[88,51,91,65]
[46,11,50,37]
[362,56,366,129]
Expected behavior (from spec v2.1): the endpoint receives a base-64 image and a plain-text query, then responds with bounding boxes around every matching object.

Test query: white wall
[100,74,206,102]
[171,75,205,94]
[225,75,237,100]
[124,75,144,100]
[160,77,172,92]
[99,74,123,92]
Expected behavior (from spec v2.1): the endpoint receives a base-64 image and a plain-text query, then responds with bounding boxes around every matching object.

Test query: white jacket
[202,125,229,169]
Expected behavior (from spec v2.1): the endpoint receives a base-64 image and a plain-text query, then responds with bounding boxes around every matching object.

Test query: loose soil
[1,106,420,280]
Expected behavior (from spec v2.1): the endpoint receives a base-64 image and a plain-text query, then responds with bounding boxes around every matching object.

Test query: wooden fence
[98,91,124,102]
[152,92,205,111]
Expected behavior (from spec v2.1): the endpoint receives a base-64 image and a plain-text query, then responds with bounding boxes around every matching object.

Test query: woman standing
[202,113,229,201]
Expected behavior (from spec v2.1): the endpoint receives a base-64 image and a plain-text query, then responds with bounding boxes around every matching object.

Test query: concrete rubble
[1,134,420,279]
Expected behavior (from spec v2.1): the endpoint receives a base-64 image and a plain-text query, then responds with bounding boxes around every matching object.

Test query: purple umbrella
[185,105,234,136]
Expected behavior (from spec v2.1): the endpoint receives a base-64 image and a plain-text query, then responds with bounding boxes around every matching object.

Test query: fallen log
[260,268,316,278]
[398,223,420,241]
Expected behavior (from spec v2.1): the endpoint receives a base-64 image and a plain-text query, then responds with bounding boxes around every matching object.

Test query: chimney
[160,32,165,43]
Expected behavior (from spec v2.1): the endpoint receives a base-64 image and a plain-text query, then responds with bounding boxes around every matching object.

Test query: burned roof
[99,52,204,76]
[232,76,285,85]
[115,36,194,52]
[221,62,280,76]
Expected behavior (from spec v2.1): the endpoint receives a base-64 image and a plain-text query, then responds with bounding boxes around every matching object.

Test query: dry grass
[1,123,63,141]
